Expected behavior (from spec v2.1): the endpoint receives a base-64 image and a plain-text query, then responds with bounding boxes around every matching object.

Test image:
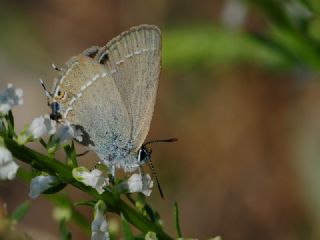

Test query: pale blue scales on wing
[48,25,162,173]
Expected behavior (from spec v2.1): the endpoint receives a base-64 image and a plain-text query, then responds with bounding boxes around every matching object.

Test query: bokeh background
[2,0,320,239]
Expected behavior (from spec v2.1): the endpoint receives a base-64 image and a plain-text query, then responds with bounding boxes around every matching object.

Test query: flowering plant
[0,84,218,240]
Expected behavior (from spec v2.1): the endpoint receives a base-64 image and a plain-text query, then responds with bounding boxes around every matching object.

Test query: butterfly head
[50,101,62,120]
[40,79,64,121]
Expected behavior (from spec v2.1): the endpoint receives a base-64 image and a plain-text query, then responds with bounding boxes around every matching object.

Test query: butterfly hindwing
[95,25,161,151]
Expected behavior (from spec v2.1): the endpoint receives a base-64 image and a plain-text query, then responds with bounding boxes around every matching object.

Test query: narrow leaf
[39,138,47,148]
[74,200,97,207]
[60,218,72,240]
[5,111,15,138]
[121,213,134,240]
[144,204,161,227]
[64,142,78,167]
[11,201,31,222]
[42,182,67,194]
[173,202,182,238]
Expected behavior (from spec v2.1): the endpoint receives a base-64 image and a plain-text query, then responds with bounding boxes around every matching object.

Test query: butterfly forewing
[53,56,131,151]
[52,56,102,101]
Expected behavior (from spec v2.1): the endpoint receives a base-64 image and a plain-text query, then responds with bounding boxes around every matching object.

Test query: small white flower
[17,115,56,145]
[44,116,56,135]
[0,84,23,115]
[0,145,18,180]
[53,122,82,144]
[91,200,109,240]
[29,115,56,138]
[72,167,108,194]
[29,175,59,199]
[127,173,154,196]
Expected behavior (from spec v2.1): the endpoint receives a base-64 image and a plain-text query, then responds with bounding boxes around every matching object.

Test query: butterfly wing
[94,25,161,152]
[52,56,132,153]
[51,46,102,98]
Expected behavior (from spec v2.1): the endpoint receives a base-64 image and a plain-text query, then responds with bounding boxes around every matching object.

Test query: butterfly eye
[56,90,65,99]
[138,147,151,163]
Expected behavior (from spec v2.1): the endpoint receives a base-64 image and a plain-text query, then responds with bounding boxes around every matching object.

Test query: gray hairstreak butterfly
[40,25,177,196]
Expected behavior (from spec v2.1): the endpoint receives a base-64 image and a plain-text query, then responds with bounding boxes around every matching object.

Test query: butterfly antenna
[148,159,164,199]
[39,78,52,106]
[52,63,62,72]
[143,138,178,147]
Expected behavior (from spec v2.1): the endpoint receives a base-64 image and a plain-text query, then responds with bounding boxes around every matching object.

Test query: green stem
[3,136,173,240]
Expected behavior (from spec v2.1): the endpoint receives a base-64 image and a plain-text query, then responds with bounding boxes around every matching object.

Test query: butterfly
[41,25,176,178]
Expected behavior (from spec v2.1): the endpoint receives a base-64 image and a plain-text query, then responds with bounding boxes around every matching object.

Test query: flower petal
[0,84,23,115]
[29,175,59,199]
[91,200,109,240]
[53,122,82,144]
[72,167,108,194]
[0,145,18,180]
[127,173,153,196]
[17,115,56,145]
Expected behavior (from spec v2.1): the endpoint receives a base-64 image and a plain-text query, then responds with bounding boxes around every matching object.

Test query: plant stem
[3,136,173,240]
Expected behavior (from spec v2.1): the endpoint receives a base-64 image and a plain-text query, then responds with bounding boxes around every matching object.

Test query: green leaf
[42,182,67,194]
[5,111,15,138]
[0,118,5,134]
[60,218,72,240]
[64,142,78,167]
[11,201,31,222]
[173,202,182,238]
[74,200,97,207]
[121,213,134,240]
[144,204,161,227]
[39,138,47,148]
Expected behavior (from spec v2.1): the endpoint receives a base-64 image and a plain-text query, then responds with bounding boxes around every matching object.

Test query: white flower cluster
[0,143,18,180]
[0,84,23,115]
[17,115,82,150]
[72,166,154,197]
[0,84,23,180]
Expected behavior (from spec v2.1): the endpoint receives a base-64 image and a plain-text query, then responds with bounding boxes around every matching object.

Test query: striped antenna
[143,138,178,147]
[39,79,52,106]
[148,159,164,199]
[52,63,62,72]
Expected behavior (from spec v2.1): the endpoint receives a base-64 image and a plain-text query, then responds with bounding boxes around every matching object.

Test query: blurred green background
[2,0,320,239]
